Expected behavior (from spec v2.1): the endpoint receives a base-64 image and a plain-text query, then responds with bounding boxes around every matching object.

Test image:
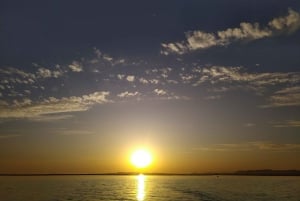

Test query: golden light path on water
[137,174,145,201]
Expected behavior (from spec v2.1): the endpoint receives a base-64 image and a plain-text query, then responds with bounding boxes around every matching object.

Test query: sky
[0,0,300,174]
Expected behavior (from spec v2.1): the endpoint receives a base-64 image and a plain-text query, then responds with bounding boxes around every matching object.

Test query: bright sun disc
[131,149,152,168]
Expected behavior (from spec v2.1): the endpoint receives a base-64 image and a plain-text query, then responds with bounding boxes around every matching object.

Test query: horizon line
[1,169,300,176]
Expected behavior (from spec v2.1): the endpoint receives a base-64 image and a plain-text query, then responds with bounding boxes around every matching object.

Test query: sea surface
[0,175,299,201]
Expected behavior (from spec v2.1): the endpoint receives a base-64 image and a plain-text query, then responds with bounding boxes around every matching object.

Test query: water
[0,175,299,201]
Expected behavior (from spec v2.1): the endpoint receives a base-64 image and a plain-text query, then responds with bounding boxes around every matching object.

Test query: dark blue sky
[1,1,300,67]
[0,1,299,173]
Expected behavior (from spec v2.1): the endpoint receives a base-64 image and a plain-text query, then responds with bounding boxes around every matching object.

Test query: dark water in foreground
[0,175,299,201]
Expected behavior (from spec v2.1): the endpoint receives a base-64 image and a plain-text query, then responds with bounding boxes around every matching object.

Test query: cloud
[30,114,74,122]
[188,31,221,50]
[103,55,113,62]
[268,93,300,107]
[92,47,125,66]
[275,86,300,94]
[126,75,135,82]
[68,61,83,72]
[154,89,167,96]
[161,42,188,55]
[218,22,271,40]
[52,70,64,78]
[37,68,52,78]
[94,47,102,58]
[0,49,131,103]
[264,86,300,107]
[167,79,179,84]
[252,142,300,151]
[149,79,159,84]
[208,87,230,93]
[58,129,95,136]
[270,120,300,128]
[13,98,32,107]
[0,91,110,119]
[139,77,149,84]
[161,9,300,54]
[34,64,64,79]
[152,89,189,100]
[117,91,140,98]
[0,67,36,80]
[180,73,196,84]
[138,77,161,85]
[204,95,221,100]
[0,67,36,85]
[192,66,300,87]
[268,9,300,33]
[244,123,256,127]
[195,141,300,152]
[0,65,64,94]
[158,67,172,78]
[188,66,300,106]
[117,74,126,80]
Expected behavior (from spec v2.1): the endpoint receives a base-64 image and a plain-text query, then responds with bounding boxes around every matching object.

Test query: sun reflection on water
[137,174,145,201]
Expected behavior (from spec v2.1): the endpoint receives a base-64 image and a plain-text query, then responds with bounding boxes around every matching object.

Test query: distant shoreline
[1,170,300,176]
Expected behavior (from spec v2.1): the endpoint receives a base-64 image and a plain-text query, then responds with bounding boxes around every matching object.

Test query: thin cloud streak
[270,120,300,127]
[0,91,110,119]
[0,134,21,139]
[194,141,300,152]
[263,86,300,107]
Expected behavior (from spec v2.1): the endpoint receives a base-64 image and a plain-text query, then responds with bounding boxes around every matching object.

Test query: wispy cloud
[268,9,300,32]
[126,75,135,82]
[153,89,190,101]
[37,67,53,78]
[0,65,65,96]
[0,134,21,139]
[139,77,149,84]
[68,61,83,72]
[270,120,300,128]
[0,49,121,100]
[30,114,74,122]
[117,91,140,98]
[149,79,160,84]
[195,141,300,152]
[57,129,95,136]
[1,47,298,110]
[204,95,221,100]
[252,142,300,151]
[180,73,196,84]
[161,9,300,55]
[0,67,36,85]
[188,66,300,105]
[35,64,65,79]
[0,91,110,119]
[92,47,125,66]
[154,89,167,96]
[191,66,300,87]
[117,74,126,80]
[244,123,256,127]
[264,86,300,107]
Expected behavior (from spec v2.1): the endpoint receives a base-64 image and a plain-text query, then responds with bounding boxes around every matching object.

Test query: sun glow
[131,149,152,168]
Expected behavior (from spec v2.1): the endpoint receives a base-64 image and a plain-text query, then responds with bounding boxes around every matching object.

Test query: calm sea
[0,175,299,201]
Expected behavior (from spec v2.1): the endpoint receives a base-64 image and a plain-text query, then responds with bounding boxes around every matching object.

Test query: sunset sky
[0,1,300,174]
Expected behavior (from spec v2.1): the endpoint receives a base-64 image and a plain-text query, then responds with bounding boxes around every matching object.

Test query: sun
[131,149,152,168]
